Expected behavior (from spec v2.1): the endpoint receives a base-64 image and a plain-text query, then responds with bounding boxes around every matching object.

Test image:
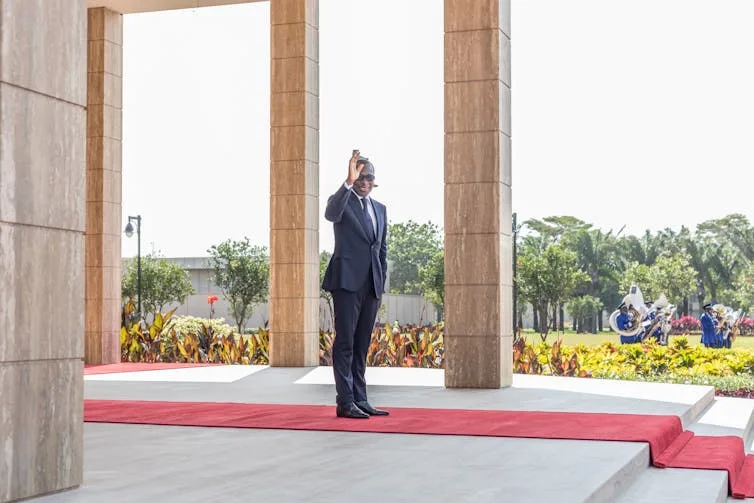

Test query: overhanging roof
[87,0,263,14]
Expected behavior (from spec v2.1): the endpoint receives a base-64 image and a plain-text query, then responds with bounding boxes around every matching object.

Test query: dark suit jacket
[322,183,388,298]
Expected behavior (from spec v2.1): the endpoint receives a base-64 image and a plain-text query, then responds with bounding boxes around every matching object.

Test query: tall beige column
[444,0,513,388]
[85,7,123,364]
[0,1,87,501]
[268,0,320,366]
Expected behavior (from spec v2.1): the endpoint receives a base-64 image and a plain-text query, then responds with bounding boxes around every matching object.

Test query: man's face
[353,166,375,197]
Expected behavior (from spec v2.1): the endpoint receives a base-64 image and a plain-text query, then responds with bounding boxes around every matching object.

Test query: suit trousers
[331,273,380,406]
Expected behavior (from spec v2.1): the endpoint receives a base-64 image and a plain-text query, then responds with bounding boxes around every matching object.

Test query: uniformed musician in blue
[714,316,725,348]
[648,313,665,343]
[713,310,734,349]
[642,301,663,343]
[719,321,732,349]
[700,303,718,348]
[617,303,639,344]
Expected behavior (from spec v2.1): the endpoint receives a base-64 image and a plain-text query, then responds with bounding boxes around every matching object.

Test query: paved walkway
[32,366,754,502]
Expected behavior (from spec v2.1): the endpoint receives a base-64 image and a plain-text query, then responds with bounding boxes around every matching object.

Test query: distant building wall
[123,257,437,330]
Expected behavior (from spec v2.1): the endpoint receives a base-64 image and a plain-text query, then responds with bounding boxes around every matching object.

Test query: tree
[207,238,270,333]
[515,301,528,335]
[518,244,589,341]
[320,250,334,331]
[524,216,591,244]
[651,253,697,305]
[620,253,696,306]
[720,263,754,314]
[513,212,754,321]
[689,218,749,305]
[418,249,444,321]
[678,226,715,313]
[566,295,604,333]
[387,220,442,294]
[563,227,624,331]
[697,214,754,263]
[121,253,195,320]
[619,262,654,299]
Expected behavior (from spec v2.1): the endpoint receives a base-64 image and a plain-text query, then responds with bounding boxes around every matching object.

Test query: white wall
[127,257,437,330]
[166,293,437,331]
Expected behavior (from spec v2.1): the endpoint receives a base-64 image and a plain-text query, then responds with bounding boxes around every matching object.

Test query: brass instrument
[609,285,650,337]
[610,287,675,345]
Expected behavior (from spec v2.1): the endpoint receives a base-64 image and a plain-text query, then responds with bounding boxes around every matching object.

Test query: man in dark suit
[322,149,389,419]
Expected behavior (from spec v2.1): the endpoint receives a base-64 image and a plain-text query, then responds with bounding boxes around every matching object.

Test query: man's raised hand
[347,149,363,185]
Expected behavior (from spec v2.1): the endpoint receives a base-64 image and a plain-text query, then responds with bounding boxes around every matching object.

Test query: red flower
[207,295,219,305]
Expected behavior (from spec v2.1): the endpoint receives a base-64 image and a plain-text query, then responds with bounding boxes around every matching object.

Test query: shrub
[670,316,754,337]
[740,318,754,336]
[510,334,754,394]
[672,315,701,334]
[512,337,588,377]
[120,300,267,364]
[164,315,236,340]
[120,312,754,397]
[368,324,443,368]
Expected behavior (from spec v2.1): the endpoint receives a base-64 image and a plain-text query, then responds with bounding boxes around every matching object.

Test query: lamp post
[124,215,142,318]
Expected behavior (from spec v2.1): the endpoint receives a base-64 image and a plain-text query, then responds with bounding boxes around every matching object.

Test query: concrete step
[615,467,728,503]
[687,397,754,451]
[581,442,650,503]
[616,397,754,503]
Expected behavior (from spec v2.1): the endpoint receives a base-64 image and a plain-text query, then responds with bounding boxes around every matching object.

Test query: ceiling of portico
[87,0,263,14]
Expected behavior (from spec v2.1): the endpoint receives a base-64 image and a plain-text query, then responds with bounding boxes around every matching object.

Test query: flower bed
[121,311,443,368]
[568,337,754,397]
[120,308,754,396]
[671,315,754,336]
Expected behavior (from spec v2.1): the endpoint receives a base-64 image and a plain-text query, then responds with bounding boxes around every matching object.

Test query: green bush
[571,336,754,379]
[121,309,754,397]
[520,335,754,394]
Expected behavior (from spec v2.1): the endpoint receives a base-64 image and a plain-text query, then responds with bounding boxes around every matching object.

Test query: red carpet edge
[83,399,754,498]
[84,363,217,375]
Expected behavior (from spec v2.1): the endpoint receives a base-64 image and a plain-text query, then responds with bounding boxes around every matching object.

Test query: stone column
[85,7,123,365]
[0,1,87,501]
[268,0,320,366]
[444,0,512,388]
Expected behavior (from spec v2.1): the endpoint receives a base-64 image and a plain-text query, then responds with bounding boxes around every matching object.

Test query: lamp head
[124,221,134,238]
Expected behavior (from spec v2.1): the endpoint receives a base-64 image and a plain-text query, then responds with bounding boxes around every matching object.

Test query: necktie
[361,198,375,241]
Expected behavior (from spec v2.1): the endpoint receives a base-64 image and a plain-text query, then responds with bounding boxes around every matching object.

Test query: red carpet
[84,399,754,498]
[84,363,216,375]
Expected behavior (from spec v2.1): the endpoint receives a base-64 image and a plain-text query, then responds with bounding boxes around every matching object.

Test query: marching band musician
[617,303,639,344]
[700,303,718,348]
[720,320,732,349]
[720,321,731,349]
[642,301,656,341]
[610,287,676,346]
[713,310,723,348]
[643,301,667,343]
[649,317,664,343]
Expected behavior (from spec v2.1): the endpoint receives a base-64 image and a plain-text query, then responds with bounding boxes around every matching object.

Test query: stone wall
[0,1,87,501]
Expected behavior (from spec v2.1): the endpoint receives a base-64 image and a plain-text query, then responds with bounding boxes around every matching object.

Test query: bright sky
[120,0,754,258]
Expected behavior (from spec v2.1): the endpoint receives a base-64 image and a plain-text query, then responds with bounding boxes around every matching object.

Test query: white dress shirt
[344,182,377,236]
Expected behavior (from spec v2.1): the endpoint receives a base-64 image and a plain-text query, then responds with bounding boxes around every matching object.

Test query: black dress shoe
[336,402,370,419]
[354,401,389,416]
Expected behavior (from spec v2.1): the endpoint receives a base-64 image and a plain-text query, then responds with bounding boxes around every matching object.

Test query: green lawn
[517,329,754,349]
